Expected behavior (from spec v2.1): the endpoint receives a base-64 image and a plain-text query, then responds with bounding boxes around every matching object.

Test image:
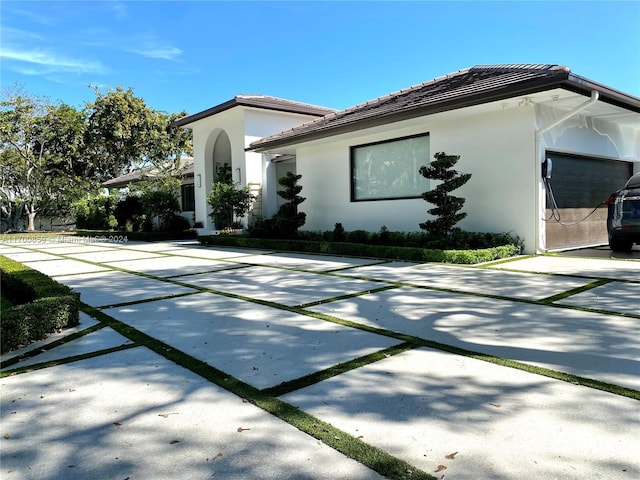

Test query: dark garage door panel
[545,153,633,249]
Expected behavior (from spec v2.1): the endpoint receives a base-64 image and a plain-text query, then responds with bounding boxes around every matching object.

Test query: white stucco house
[174,64,640,254]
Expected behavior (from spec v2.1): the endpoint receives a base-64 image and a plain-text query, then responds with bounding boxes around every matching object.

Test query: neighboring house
[102,157,196,225]
[177,65,640,253]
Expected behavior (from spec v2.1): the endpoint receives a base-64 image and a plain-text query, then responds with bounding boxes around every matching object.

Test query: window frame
[350,132,430,202]
[180,183,195,212]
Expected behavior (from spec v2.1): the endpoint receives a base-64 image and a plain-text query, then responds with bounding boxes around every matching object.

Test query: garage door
[544,152,633,249]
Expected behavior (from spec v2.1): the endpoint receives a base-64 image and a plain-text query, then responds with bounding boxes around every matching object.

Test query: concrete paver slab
[3,327,134,370]
[0,348,384,480]
[237,252,383,272]
[283,347,640,480]
[116,241,195,251]
[558,281,640,315]
[307,286,640,389]
[19,243,115,253]
[22,259,110,276]
[55,270,197,307]
[104,293,400,389]
[160,245,274,259]
[104,255,241,277]
[338,261,591,300]
[492,255,640,281]
[556,245,640,260]
[1,251,63,262]
[65,249,167,263]
[174,266,385,306]
[0,245,35,254]
[1,312,101,364]
[3,241,636,480]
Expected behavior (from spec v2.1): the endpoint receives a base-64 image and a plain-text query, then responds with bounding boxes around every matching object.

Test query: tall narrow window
[351,133,429,201]
[181,183,195,211]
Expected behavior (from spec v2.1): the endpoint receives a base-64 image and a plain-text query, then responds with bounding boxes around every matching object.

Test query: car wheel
[609,236,633,252]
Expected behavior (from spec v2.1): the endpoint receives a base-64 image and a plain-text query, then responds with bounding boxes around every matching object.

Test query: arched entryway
[212,130,232,179]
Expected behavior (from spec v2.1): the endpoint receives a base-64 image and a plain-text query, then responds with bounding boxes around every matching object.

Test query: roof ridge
[235,94,336,112]
[470,63,570,74]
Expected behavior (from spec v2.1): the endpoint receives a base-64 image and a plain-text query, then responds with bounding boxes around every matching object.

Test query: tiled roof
[172,95,335,127]
[102,157,194,188]
[249,64,640,151]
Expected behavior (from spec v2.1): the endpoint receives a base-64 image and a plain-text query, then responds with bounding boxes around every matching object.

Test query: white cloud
[1,26,46,42]
[0,47,108,75]
[126,45,183,61]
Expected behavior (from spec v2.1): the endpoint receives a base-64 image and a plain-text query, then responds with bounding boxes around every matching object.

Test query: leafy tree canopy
[1,84,192,232]
[85,86,192,182]
[1,89,88,230]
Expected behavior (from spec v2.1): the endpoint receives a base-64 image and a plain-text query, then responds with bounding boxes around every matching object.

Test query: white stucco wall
[294,104,539,251]
[186,106,325,230]
[189,107,246,230]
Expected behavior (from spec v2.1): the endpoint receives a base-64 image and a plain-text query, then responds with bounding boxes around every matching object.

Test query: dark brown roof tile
[249,64,639,151]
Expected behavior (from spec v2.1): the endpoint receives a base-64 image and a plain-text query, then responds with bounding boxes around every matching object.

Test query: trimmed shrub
[197,235,522,264]
[419,151,471,236]
[74,229,197,241]
[72,194,118,230]
[332,223,346,242]
[1,256,80,353]
[114,195,144,231]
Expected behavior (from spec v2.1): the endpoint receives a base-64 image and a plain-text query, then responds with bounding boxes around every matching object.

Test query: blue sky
[2,1,639,115]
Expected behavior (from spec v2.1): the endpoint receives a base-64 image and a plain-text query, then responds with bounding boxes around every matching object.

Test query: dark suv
[607,173,640,251]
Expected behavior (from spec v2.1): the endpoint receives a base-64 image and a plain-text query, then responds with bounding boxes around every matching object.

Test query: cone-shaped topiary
[419,152,471,237]
[274,172,306,237]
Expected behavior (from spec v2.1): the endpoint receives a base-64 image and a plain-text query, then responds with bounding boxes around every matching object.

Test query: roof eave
[172,99,239,127]
[563,73,640,112]
[172,97,334,128]
[250,74,640,152]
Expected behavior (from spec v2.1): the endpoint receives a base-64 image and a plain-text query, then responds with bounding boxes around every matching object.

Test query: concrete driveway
[1,239,638,480]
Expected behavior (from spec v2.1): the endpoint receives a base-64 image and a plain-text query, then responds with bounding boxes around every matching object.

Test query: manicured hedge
[0,256,80,353]
[74,229,197,242]
[198,235,522,264]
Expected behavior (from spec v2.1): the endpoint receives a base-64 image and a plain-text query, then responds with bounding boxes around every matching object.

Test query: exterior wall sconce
[196,174,201,188]
[235,168,241,183]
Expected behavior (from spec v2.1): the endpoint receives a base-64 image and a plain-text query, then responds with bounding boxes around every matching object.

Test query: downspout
[534,89,599,253]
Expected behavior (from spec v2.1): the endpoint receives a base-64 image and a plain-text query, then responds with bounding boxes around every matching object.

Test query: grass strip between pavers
[7,244,638,399]
[0,343,140,377]
[300,310,640,401]
[36,245,640,399]
[80,303,437,480]
[540,278,614,303]
[262,342,417,397]
[0,322,107,370]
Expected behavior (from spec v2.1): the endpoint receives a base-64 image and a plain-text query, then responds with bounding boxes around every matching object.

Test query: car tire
[609,236,633,252]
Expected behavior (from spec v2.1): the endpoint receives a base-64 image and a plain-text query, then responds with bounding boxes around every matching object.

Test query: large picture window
[351,133,429,201]
[181,183,195,211]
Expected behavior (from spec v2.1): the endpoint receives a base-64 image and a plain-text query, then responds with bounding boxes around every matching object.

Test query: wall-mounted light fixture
[196,174,202,188]
[235,168,241,183]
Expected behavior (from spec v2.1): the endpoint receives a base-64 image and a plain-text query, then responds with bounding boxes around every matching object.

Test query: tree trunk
[26,205,37,231]
[1,200,25,232]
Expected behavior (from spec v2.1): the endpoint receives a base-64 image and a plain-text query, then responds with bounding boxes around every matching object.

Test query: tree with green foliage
[84,86,192,185]
[206,163,254,229]
[72,194,118,230]
[273,172,306,237]
[113,195,144,231]
[0,90,88,231]
[419,152,471,237]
